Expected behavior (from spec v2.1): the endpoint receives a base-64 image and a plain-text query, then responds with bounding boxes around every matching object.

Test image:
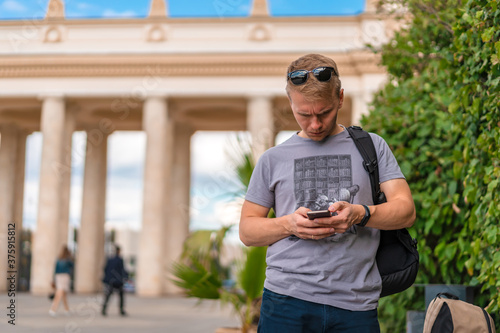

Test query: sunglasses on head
[287,66,338,86]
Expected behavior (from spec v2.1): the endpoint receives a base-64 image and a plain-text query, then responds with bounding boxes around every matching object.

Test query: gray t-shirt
[245,129,404,311]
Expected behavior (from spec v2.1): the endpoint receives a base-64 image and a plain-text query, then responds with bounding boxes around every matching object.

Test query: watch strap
[357,204,371,227]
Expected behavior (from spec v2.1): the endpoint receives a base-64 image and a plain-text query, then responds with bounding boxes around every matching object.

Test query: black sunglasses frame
[287,66,338,86]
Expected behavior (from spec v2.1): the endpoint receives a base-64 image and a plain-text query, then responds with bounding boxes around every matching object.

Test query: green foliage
[171,227,267,332]
[223,246,267,331]
[364,0,499,331]
[238,246,267,301]
[373,0,457,80]
[378,287,424,333]
[171,254,223,299]
[171,227,231,300]
[226,134,256,197]
[172,139,267,332]
[180,227,230,265]
[452,0,500,315]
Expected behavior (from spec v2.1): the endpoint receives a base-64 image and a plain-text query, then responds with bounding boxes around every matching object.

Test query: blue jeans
[258,288,380,333]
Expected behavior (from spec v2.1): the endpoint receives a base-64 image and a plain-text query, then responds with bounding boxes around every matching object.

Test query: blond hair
[286,54,342,103]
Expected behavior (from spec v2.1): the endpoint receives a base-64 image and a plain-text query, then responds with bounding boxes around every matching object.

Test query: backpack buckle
[363,160,377,173]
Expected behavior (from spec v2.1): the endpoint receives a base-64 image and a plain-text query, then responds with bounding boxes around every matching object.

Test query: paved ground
[0,292,240,333]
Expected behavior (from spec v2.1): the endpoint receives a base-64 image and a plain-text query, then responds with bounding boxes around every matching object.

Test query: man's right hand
[288,207,337,240]
[239,201,337,246]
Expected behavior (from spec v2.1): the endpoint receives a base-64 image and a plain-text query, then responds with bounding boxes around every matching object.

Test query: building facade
[0,0,392,296]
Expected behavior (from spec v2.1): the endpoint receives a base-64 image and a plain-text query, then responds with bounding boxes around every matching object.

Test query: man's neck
[333,124,345,135]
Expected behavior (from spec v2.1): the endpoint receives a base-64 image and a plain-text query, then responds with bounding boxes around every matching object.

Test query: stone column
[12,129,27,291]
[31,96,72,295]
[163,123,193,294]
[350,92,367,125]
[59,112,75,252]
[0,125,27,292]
[75,129,108,293]
[247,95,275,160]
[137,96,172,296]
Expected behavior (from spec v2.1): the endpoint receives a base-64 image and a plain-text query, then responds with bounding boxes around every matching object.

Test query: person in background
[49,245,73,317]
[101,245,129,316]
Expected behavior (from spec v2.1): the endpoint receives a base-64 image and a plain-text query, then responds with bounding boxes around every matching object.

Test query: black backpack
[346,126,419,297]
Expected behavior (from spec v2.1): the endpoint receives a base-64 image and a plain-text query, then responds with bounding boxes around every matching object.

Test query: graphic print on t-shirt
[294,155,360,211]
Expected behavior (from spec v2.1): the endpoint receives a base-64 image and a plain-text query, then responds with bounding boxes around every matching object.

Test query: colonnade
[0,0,386,298]
[0,93,280,296]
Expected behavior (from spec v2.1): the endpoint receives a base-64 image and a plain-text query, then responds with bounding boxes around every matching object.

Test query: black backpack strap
[346,126,386,204]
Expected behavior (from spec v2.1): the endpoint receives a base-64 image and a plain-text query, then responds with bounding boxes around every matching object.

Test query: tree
[451,0,500,316]
[363,0,499,331]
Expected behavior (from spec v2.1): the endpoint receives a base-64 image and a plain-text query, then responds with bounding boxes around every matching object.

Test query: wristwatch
[357,204,371,227]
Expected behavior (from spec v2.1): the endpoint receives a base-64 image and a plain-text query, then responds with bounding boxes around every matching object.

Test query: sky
[2,0,367,242]
[0,0,366,19]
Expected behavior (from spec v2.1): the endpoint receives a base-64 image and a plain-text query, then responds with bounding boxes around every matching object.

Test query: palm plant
[171,227,267,333]
[172,227,231,301]
[220,245,267,331]
[171,134,267,333]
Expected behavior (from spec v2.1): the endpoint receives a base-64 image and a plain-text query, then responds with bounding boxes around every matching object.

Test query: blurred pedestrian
[101,245,128,316]
[49,245,73,317]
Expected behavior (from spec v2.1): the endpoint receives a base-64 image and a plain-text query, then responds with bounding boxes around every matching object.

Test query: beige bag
[423,292,496,333]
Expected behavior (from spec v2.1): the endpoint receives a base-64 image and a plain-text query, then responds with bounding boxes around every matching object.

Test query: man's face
[289,89,344,141]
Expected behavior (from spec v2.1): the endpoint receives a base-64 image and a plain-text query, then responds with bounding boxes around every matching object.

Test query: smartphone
[307,210,334,220]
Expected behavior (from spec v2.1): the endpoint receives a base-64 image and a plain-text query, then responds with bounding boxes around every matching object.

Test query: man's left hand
[311,201,364,233]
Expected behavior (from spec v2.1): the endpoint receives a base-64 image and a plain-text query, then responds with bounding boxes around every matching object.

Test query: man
[239,54,415,332]
[101,245,129,316]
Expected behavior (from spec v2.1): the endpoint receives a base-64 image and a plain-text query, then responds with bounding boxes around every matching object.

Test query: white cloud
[0,0,27,12]
[214,197,244,227]
[24,132,42,178]
[102,9,137,18]
[191,132,229,174]
[22,180,39,229]
[71,131,87,168]
[69,182,83,223]
[106,183,143,223]
[75,2,98,11]
[191,131,249,176]
[108,131,145,169]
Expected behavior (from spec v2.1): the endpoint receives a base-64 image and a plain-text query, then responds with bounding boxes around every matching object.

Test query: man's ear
[286,91,292,106]
[338,89,344,109]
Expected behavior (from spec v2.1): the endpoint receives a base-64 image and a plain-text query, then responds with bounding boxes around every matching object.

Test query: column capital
[38,93,65,101]
[0,124,31,139]
[245,93,274,101]
[144,94,168,101]
[81,123,114,134]
[0,123,17,131]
